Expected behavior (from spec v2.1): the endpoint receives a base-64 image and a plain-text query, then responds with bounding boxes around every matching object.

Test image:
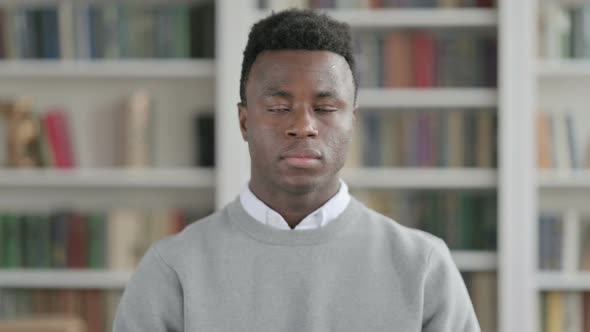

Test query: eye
[314,108,337,113]
[268,108,290,113]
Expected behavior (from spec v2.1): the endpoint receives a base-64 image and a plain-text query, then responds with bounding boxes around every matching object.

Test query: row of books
[260,0,496,9]
[0,289,122,332]
[541,291,590,332]
[463,272,497,332]
[0,2,214,59]
[352,190,497,250]
[0,208,210,269]
[347,109,497,168]
[537,111,590,170]
[539,209,590,272]
[541,3,590,59]
[0,94,215,168]
[353,31,497,88]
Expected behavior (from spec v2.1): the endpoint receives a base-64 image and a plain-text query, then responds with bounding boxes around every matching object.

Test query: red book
[44,109,75,168]
[171,210,187,234]
[477,0,494,8]
[584,292,590,332]
[0,10,5,58]
[369,0,383,8]
[67,213,88,268]
[413,32,436,88]
[83,290,104,332]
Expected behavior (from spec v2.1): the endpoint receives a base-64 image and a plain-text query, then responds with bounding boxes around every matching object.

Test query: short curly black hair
[239,9,357,104]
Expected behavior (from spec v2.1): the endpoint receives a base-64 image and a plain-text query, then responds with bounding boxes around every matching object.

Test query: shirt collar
[239,180,351,231]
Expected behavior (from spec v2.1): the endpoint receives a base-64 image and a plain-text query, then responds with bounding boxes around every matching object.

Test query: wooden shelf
[0,250,496,288]
[538,170,590,189]
[256,8,498,28]
[0,168,215,189]
[342,168,497,189]
[358,88,498,108]
[537,272,590,290]
[537,60,590,77]
[0,59,215,78]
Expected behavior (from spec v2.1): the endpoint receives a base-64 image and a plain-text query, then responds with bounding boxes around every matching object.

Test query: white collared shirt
[239,180,351,230]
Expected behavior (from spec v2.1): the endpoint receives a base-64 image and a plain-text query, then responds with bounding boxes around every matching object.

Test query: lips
[280,148,322,169]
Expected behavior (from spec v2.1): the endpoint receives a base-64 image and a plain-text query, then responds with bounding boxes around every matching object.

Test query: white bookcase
[530,0,590,331]
[0,0,552,331]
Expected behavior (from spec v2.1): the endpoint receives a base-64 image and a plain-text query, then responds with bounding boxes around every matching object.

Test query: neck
[249,176,341,229]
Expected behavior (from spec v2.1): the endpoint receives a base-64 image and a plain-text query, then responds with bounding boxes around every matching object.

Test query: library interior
[0,0,589,331]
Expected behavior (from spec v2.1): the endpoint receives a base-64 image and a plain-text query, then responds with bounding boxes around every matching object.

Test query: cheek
[324,125,353,161]
[247,124,280,157]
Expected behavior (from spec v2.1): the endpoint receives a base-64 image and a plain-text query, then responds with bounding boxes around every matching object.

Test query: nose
[285,108,318,138]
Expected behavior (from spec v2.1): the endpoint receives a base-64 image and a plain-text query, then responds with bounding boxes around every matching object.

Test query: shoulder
[150,207,231,266]
[353,199,446,266]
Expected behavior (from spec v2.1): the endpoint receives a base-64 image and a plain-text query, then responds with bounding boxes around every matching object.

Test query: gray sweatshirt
[113,197,481,332]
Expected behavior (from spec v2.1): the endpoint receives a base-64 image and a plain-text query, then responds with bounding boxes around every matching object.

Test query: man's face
[239,50,356,194]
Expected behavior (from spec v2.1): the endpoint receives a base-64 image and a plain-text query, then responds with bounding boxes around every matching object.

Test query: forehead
[246,50,353,93]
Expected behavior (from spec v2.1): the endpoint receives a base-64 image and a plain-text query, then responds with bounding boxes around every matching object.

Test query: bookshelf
[357,88,497,108]
[0,59,215,78]
[342,168,497,189]
[538,272,590,291]
[0,168,215,189]
[531,0,590,330]
[537,60,590,77]
[256,7,498,27]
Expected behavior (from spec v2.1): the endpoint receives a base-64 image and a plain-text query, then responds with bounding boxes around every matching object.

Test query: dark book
[23,214,51,268]
[67,212,88,268]
[0,9,6,58]
[190,2,215,58]
[87,213,106,269]
[194,112,215,167]
[50,211,69,268]
[3,214,23,268]
[40,8,59,58]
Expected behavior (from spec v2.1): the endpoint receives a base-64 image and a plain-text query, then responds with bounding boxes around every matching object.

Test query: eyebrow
[263,88,292,98]
[262,88,341,100]
[316,89,340,99]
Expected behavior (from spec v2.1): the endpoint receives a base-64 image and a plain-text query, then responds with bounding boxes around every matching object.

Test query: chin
[277,176,320,194]
[277,174,329,195]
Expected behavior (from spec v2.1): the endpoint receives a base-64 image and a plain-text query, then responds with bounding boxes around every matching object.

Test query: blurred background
[0,0,588,331]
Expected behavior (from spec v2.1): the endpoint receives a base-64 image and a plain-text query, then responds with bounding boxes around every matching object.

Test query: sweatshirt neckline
[226,196,362,246]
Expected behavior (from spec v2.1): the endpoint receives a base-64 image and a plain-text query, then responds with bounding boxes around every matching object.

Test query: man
[113,9,480,332]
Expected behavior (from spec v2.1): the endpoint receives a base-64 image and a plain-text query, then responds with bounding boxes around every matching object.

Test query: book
[384,32,413,87]
[3,214,23,268]
[0,9,6,58]
[537,111,553,169]
[43,108,76,169]
[67,212,88,268]
[562,209,580,273]
[50,211,69,268]
[194,112,215,167]
[87,213,106,269]
[40,8,59,58]
[413,32,436,87]
[541,291,590,332]
[545,291,564,332]
[122,90,152,168]
[58,1,75,59]
[107,208,145,270]
[469,272,497,332]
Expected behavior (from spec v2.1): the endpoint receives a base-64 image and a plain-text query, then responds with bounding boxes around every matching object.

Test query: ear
[237,102,248,141]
